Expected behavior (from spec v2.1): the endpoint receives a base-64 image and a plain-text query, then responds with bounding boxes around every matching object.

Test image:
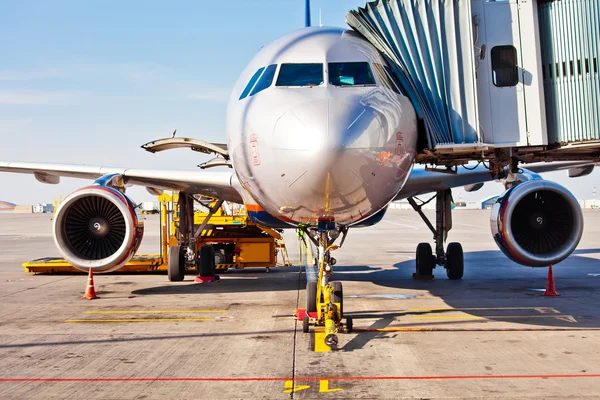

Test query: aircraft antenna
[305,0,311,27]
[319,8,323,27]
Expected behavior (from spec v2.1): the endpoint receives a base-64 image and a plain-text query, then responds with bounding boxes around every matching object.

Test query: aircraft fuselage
[227,27,417,227]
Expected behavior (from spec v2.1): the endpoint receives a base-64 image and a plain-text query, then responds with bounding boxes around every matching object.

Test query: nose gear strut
[300,227,352,350]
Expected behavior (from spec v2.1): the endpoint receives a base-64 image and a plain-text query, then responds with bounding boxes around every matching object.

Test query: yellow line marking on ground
[313,328,331,353]
[319,380,343,392]
[283,380,311,393]
[66,318,212,323]
[413,315,577,322]
[84,310,226,314]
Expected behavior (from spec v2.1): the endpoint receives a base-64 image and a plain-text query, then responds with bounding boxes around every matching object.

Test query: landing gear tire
[416,242,434,276]
[167,246,185,282]
[306,281,317,313]
[198,245,216,277]
[332,281,343,318]
[446,242,464,280]
[302,315,310,333]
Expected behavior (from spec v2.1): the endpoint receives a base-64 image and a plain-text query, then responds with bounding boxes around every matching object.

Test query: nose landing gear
[301,227,352,349]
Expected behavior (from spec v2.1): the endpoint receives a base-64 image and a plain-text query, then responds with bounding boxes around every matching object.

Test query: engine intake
[490,180,583,267]
[53,186,144,272]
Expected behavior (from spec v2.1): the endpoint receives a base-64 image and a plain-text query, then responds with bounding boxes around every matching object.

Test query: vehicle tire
[214,251,226,265]
[416,242,434,275]
[446,242,464,280]
[167,246,185,282]
[302,315,310,333]
[198,245,216,277]
[346,316,353,333]
[332,281,343,318]
[306,281,317,313]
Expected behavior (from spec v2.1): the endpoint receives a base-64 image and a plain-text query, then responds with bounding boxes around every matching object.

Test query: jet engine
[490,180,583,267]
[53,186,144,273]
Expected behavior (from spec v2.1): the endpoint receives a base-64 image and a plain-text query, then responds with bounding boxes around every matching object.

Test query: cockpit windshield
[276,63,324,87]
[328,62,376,87]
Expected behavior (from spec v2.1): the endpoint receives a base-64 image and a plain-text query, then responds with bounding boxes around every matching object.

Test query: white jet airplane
[0,0,593,346]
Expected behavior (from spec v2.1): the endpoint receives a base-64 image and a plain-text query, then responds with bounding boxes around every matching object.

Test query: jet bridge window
[276,63,323,87]
[239,67,265,100]
[250,64,277,96]
[328,62,376,87]
[491,46,519,87]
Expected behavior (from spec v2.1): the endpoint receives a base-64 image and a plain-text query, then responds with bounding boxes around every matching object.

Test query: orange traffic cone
[543,264,559,296]
[82,268,98,300]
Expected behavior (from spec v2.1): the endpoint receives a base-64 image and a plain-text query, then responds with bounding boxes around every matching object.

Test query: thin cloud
[0,90,79,105]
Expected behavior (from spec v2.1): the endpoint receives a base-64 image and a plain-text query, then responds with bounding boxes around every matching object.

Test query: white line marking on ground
[382,220,419,230]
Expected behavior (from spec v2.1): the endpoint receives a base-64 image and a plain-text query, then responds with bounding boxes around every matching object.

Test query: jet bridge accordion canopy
[346,0,480,147]
[347,0,600,151]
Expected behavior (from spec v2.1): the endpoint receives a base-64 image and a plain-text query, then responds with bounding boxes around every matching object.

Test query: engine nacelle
[53,186,144,273]
[490,180,583,267]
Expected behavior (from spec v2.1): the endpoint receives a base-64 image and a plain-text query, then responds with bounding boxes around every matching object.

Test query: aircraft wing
[0,161,242,203]
[396,161,597,200]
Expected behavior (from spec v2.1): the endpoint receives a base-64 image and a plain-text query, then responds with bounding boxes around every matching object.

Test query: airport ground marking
[3,374,600,383]
[319,380,343,393]
[313,328,331,353]
[282,380,310,393]
[65,318,212,323]
[353,327,600,332]
[408,307,560,314]
[412,315,577,322]
[84,310,227,314]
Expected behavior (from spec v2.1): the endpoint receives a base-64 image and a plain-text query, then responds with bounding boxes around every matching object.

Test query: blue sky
[0,0,598,205]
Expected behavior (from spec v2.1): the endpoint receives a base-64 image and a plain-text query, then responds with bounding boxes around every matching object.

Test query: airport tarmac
[1,210,600,399]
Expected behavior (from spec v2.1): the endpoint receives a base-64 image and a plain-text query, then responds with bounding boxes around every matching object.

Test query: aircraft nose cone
[273,99,377,154]
[272,98,385,220]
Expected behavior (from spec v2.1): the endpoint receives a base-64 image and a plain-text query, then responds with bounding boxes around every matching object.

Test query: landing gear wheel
[167,246,185,282]
[346,316,353,333]
[302,315,310,333]
[446,242,464,280]
[416,242,434,275]
[306,281,317,313]
[331,281,343,318]
[198,245,216,277]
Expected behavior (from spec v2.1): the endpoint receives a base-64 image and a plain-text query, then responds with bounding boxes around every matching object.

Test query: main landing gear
[301,226,352,349]
[409,189,464,280]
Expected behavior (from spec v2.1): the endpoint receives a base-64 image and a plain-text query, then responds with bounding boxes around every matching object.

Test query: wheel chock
[295,308,317,321]
[195,275,220,283]
[412,272,435,281]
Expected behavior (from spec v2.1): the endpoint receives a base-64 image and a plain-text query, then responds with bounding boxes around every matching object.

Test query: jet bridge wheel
[446,242,464,280]
[306,281,317,313]
[167,246,185,282]
[416,242,435,276]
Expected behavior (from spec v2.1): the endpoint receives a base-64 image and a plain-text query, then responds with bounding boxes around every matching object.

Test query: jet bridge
[347,0,600,168]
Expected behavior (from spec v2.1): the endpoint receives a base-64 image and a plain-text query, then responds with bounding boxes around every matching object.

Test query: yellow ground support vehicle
[23,193,291,275]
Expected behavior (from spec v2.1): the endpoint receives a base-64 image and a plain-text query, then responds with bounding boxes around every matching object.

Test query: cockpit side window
[328,62,376,87]
[250,64,277,96]
[373,63,399,94]
[276,63,324,87]
[239,67,265,100]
